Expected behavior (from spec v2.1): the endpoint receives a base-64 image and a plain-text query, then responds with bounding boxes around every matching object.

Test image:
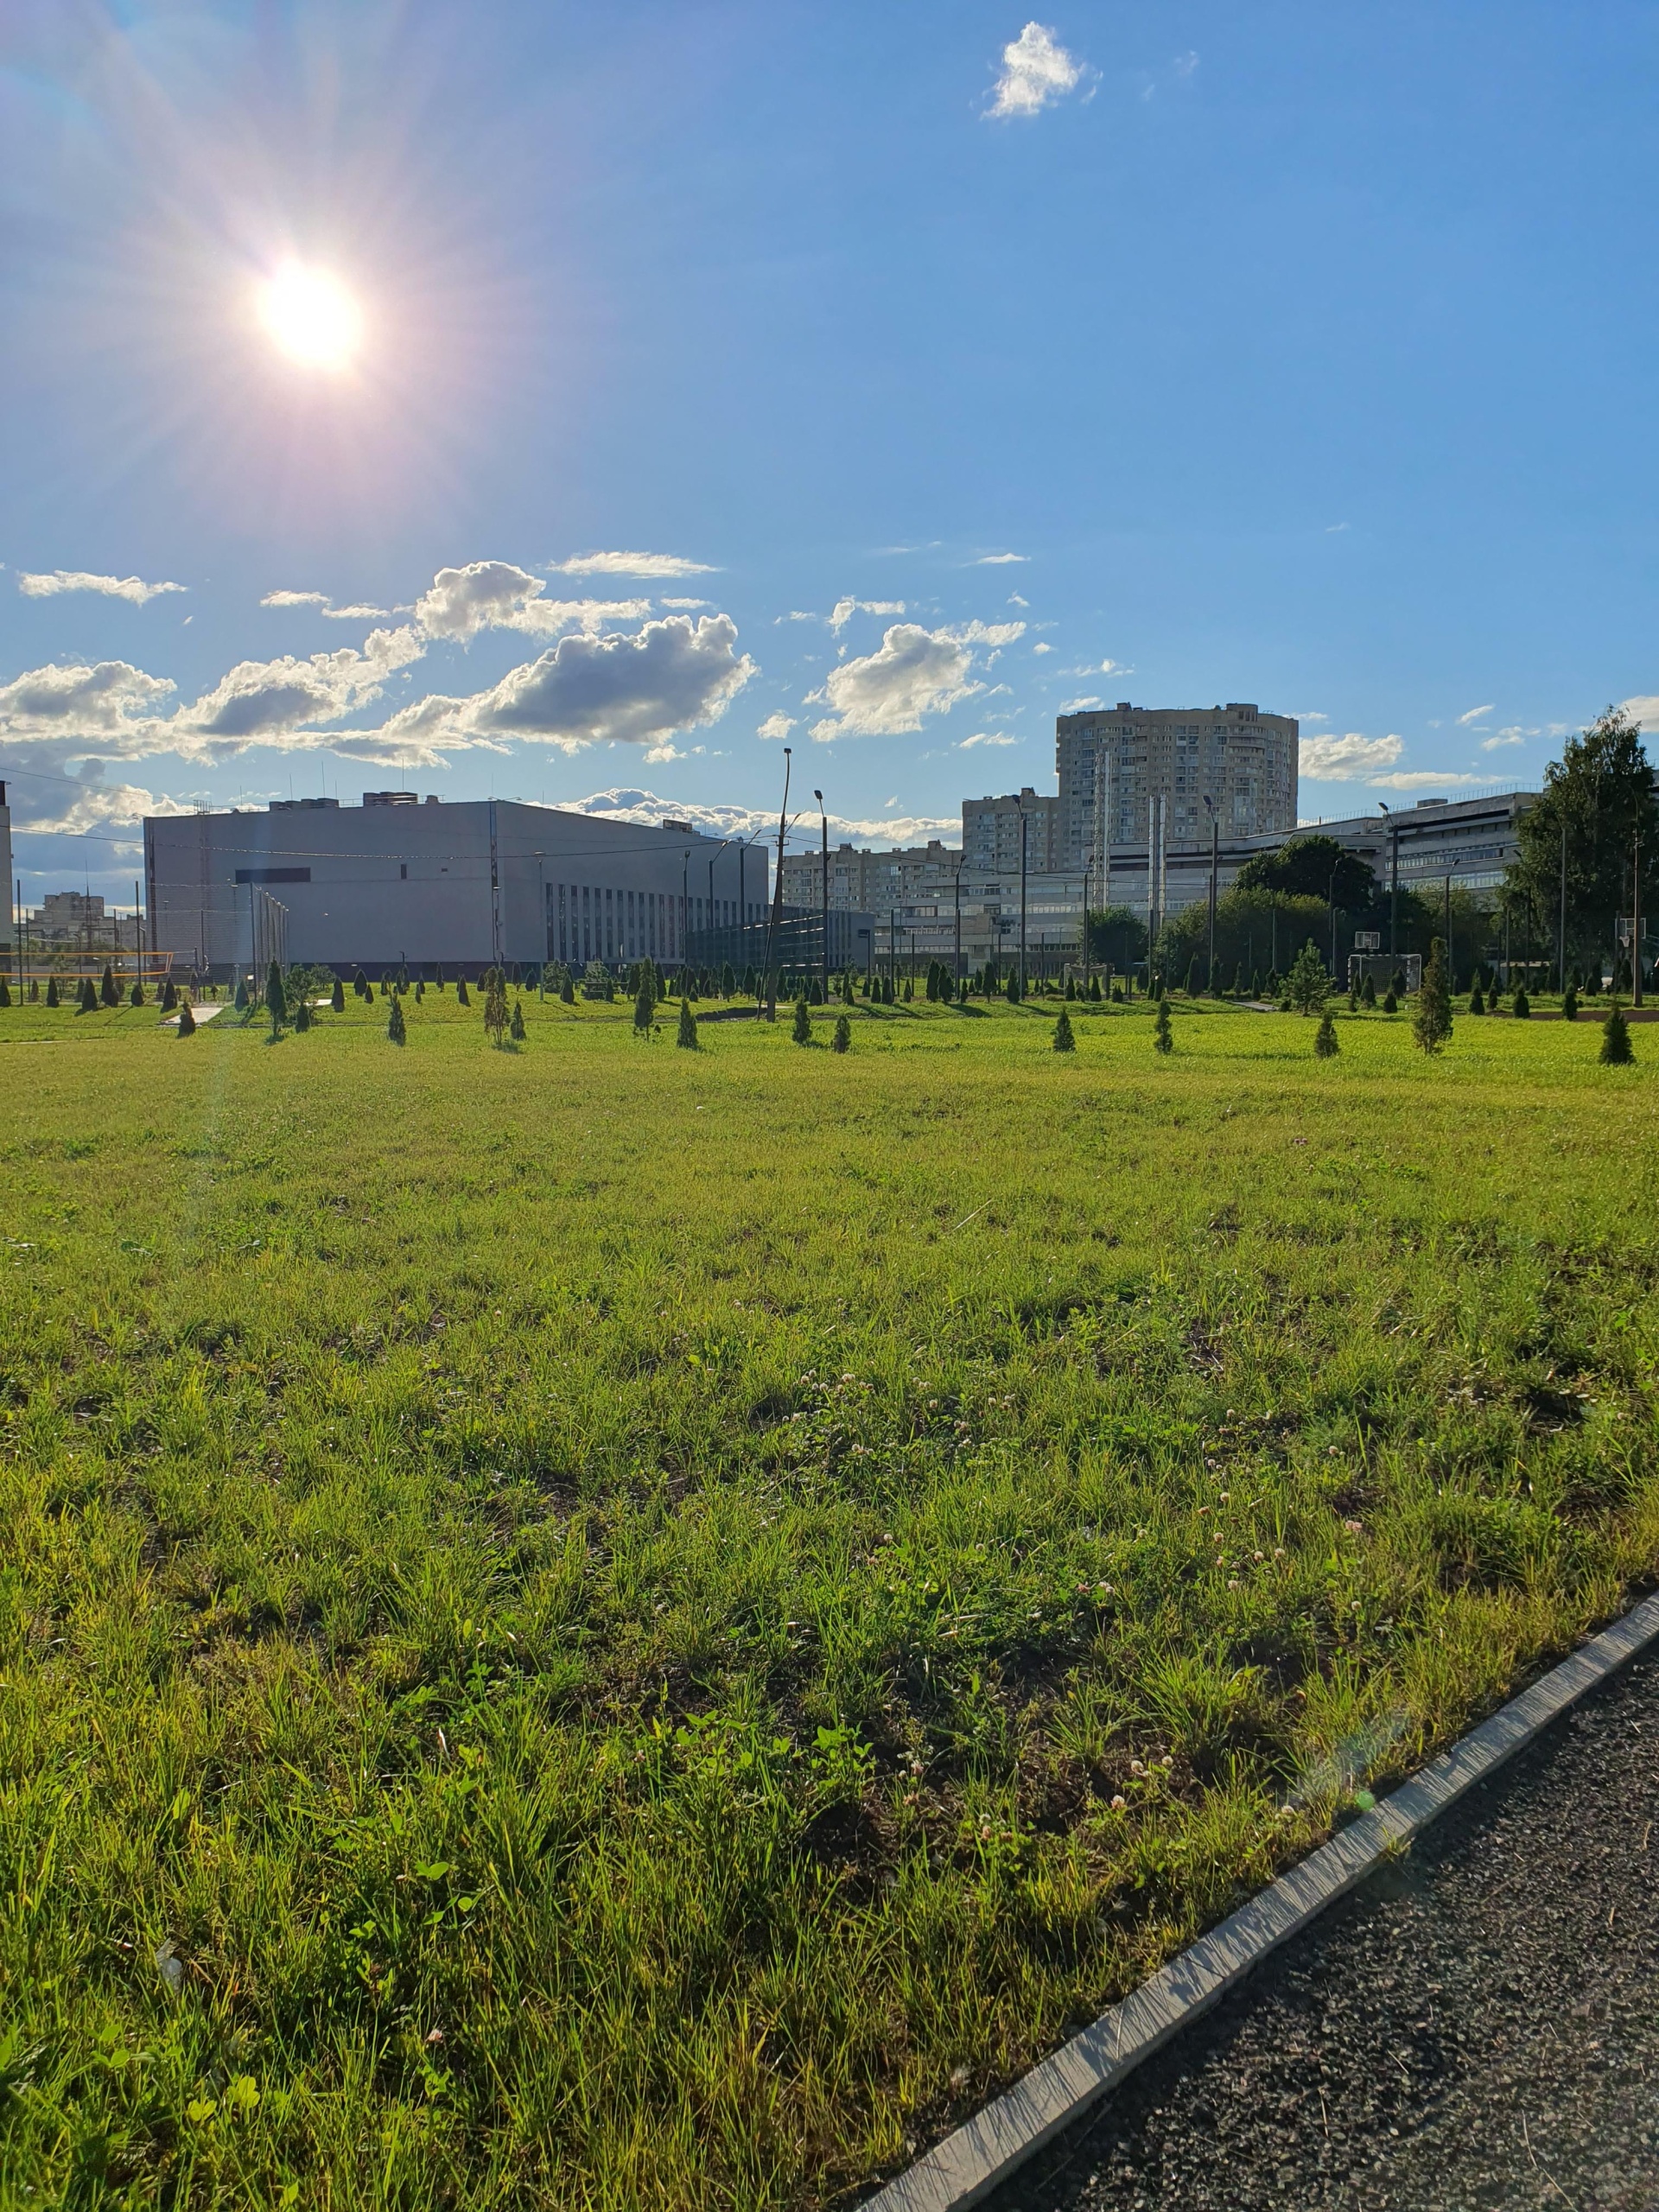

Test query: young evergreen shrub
[1601,1003,1635,1065]
[28,979,38,1001]
[456,975,471,1007]
[483,968,508,1045]
[1053,1007,1076,1052]
[634,981,654,1032]
[177,999,196,1036]
[161,977,177,1012]
[387,995,406,1046]
[1314,1008,1339,1058]
[1562,982,1579,1021]
[1285,939,1332,1015]
[1362,973,1376,1007]
[1347,987,1357,1012]
[78,976,98,1014]
[266,961,288,1033]
[0,978,8,1008]
[1391,969,1408,998]
[415,978,425,1001]
[46,976,60,1007]
[832,1013,851,1052]
[1064,976,1077,1001]
[881,974,894,1004]
[1005,968,1020,1003]
[130,980,144,1007]
[510,999,526,1041]
[1110,981,1124,1001]
[1383,987,1398,1013]
[234,976,249,1011]
[677,997,699,1049]
[792,997,812,1044]
[1512,988,1531,1019]
[902,974,913,1001]
[1469,983,1485,1014]
[294,996,312,1033]
[435,965,446,991]
[98,963,117,1006]
[331,976,345,1012]
[721,961,736,997]
[1412,936,1453,1055]
[560,974,575,1003]
[1154,995,1173,1053]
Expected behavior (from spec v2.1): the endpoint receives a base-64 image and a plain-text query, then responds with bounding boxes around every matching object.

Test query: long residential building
[1057,702,1299,867]
[778,838,960,912]
[143,792,767,976]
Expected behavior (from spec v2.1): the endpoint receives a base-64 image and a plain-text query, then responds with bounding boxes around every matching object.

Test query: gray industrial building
[143,793,769,977]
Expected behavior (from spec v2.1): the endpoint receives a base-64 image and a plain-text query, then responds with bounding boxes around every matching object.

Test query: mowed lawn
[2,988,1656,2210]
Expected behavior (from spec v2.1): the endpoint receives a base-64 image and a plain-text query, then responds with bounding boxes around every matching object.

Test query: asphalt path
[989,1643,1659,2212]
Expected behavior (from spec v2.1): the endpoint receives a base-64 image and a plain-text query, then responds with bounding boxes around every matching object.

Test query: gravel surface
[989,1645,1659,2212]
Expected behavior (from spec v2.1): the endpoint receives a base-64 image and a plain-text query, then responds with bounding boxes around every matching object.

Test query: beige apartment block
[1056,702,1299,867]
[961,789,1061,874]
[779,838,961,912]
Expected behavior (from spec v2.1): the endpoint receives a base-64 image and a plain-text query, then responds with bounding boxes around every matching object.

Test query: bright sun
[258,264,364,370]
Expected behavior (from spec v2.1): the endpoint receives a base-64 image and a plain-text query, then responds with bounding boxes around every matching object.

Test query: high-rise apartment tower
[1056,702,1299,869]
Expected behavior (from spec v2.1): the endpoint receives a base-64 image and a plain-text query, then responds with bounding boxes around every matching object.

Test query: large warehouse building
[143,793,769,977]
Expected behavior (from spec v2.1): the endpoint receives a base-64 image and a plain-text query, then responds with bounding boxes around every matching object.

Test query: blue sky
[5,0,1659,900]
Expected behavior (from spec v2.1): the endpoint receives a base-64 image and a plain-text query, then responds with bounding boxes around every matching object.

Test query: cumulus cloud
[17,778,194,835]
[178,626,426,747]
[262,589,328,609]
[757,712,797,741]
[1300,731,1405,779]
[0,659,177,747]
[18,570,186,605]
[1619,696,1659,731]
[411,561,648,643]
[986,22,1089,117]
[467,615,753,752]
[809,619,1025,741]
[549,550,716,578]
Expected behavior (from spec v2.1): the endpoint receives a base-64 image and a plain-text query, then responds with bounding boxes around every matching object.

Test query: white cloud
[17,569,187,606]
[1292,709,1328,722]
[1300,731,1404,779]
[1032,642,1054,655]
[1007,593,1029,607]
[468,614,753,752]
[958,732,1019,748]
[1619,695,1659,730]
[411,561,648,643]
[1172,50,1199,78]
[179,626,425,747]
[973,551,1028,565]
[262,589,329,609]
[757,712,797,741]
[1061,658,1126,677]
[1059,695,1103,712]
[1481,728,1529,750]
[1455,702,1496,726]
[829,597,907,632]
[808,619,1024,741]
[16,777,194,835]
[1369,771,1484,791]
[659,597,710,609]
[549,550,716,578]
[986,22,1089,118]
[0,659,177,748]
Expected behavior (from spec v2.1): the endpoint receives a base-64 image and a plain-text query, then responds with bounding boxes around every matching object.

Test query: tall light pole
[1558,817,1567,995]
[1204,795,1218,991]
[953,856,962,996]
[763,747,791,1021]
[814,789,829,1001]
[1378,801,1398,964]
[1330,863,1340,980]
[1018,799,1028,1001]
[1635,823,1644,1008]
[681,849,690,982]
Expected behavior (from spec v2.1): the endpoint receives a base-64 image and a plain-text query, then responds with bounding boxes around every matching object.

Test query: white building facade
[144,794,768,976]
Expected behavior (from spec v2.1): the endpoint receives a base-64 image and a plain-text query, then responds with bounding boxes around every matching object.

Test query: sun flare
[257,264,364,370]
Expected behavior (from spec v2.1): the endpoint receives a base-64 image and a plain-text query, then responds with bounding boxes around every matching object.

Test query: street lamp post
[953,859,962,996]
[814,789,829,1001]
[764,748,791,1021]
[1018,800,1028,1001]
[1204,797,1218,991]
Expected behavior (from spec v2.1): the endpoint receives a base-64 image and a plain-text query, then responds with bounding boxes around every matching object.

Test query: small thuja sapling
[161,977,177,1012]
[456,975,471,1007]
[1562,982,1579,1021]
[387,995,407,1046]
[1469,982,1486,1014]
[1512,986,1531,1019]
[831,1013,851,1052]
[792,997,812,1044]
[634,978,655,1033]
[265,961,288,1037]
[129,979,144,1007]
[1362,972,1376,1007]
[1313,1008,1339,1058]
[1052,1007,1076,1052]
[482,968,508,1046]
[176,1000,196,1036]
[100,963,119,1007]
[677,997,699,1049]
[46,976,60,1007]
[1382,987,1398,1014]
[1412,936,1453,1055]
[77,976,98,1014]
[1601,1002,1635,1065]
[294,994,312,1033]
[510,999,526,1042]
[331,976,345,1012]
[1154,995,1174,1054]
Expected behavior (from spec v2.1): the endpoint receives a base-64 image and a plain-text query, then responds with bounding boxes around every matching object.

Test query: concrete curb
[861,1590,1659,2212]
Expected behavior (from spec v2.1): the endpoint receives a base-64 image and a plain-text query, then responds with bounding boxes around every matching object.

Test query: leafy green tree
[792,997,812,1044]
[677,998,698,1050]
[1236,834,1376,910]
[1413,936,1453,1054]
[266,961,288,1034]
[1562,982,1580,1022]
[831,1013,851,1053]
[1053,1007,1076,1052]
[1085,904,1150,968]
[1313,1009,1339,1058]
[387,995,406,1046]
[1601,1003,1635,1064]
[1506,708,1659,982]
[176,1000,196,1036]
[1154,995,1173,1054]
[1284,940,1331,1015]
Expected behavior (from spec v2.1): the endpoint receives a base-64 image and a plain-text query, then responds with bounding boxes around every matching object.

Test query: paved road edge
[860,1589,1659,2212]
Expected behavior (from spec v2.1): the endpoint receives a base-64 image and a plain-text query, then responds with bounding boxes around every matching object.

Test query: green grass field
[3,985,1656,2209]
